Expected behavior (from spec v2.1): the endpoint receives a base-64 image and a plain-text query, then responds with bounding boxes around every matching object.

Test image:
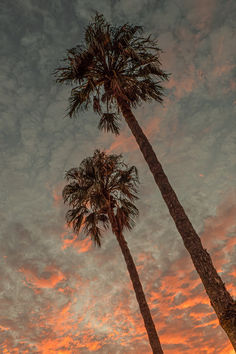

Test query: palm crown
[63,150,139,247]
[54,13,169,134]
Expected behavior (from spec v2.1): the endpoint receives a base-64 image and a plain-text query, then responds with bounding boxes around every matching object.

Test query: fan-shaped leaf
[98,113,120,135]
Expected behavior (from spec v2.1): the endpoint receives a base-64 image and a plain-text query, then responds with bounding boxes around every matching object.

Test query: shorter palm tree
[62,150,163,353]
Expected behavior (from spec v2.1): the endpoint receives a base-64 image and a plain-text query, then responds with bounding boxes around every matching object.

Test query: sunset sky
[0,0,236,352]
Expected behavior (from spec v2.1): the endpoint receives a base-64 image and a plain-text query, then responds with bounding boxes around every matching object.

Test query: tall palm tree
[54,14,236,348]
[62,150,163,353]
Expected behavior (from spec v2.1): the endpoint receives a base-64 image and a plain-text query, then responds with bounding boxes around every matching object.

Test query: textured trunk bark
[116,97,236,350]
[108,208,164,354]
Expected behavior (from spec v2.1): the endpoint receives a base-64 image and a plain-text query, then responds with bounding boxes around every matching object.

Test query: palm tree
[62,150,163,353]
[54,14,236,348]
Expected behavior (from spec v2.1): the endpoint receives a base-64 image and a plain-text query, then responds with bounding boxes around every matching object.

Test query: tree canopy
[63,150,139,246]
[54,13,169,134]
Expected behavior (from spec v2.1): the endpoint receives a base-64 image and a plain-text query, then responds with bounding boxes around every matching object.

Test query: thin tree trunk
[108,208,164,354]
[116,96,236,350]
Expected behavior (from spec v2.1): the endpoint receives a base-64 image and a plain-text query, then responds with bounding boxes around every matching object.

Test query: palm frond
[116,200,139,231]
[119,199,139,217]
[98,113,120,135]
[97,213,110,230]
[136,63,169,79]
[54,47,94,84]
[68,80,95,116]
[65,205,88,233]
[110,166,139,200]
[112,24,143,49]
[93,96,102,115]
[63,184,90,208]
[83,212,103,247]
[64,167,80,181]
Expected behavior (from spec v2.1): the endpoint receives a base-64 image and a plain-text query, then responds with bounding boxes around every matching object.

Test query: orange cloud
[18,193,233,353]
[201,192,236,249]
[106,131,137,154]
[61,226,93,253]
[106,115,161,154]
[20,265,65,289]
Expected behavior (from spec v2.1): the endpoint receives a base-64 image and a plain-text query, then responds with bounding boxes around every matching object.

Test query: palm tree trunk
[108,208,164,354]
[116,97,236,350]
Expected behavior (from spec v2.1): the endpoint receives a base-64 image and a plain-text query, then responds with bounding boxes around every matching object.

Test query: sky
[0,0,236,352]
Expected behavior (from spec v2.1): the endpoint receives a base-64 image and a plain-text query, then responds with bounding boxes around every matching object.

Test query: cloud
[20,266,66,289]
[0,0,235,352]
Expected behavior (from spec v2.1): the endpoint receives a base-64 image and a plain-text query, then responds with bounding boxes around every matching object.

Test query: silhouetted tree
[63,150,163,353]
